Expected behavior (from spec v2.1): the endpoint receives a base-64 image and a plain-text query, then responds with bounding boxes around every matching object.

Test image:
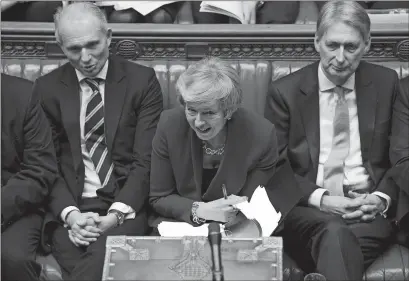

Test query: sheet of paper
[95,1,180,15]
[158,221,225,237]
[200,1,257,24]
[368,13,408,24]
[200,1,243,23]
[234,185,281,237]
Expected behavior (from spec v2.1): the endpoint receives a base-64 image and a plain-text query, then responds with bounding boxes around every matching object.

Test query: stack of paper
[95,1,180,16]
[199,1,258,24]
[233,186,281,237]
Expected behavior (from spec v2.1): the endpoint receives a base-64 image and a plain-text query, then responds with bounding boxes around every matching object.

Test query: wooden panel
[1,22,408,62]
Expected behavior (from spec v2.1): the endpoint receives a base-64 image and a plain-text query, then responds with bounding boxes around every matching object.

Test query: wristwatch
[108,210,125,226]
[191,202,206,225]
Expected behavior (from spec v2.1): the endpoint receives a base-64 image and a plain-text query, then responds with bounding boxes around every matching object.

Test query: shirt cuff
[308,188,329,209]
[60,206,80,224]
[372,192,391,215]
[109,202,135,220]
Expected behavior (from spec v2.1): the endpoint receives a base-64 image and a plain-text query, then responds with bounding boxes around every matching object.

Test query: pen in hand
[222,184,228,200]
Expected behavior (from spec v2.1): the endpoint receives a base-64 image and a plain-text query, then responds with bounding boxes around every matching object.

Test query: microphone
[208,223,224,281]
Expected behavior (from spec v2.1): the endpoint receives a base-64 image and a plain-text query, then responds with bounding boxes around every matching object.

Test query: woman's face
[185,101,227,141]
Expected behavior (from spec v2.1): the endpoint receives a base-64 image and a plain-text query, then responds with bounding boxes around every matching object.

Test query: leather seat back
[2,58,408,116]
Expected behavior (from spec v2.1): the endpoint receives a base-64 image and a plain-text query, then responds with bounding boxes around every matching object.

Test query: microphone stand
[208,223,224,281]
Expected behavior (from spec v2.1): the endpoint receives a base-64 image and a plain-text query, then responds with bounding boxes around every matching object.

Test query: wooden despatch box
[102,236,283,281]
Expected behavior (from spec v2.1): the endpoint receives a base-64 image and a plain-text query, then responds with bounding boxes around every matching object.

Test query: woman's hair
[176,57,243,117]
[54,2,109,44]
[316,0,371,42]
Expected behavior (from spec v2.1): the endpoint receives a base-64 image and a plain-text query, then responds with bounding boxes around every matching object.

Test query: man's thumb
[90,213,101,223]
[76,217,87,226]
[348,191,365,199]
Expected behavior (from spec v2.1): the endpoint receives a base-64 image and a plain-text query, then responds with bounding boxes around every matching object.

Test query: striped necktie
[83,78,113,187]
[323,86,350,196]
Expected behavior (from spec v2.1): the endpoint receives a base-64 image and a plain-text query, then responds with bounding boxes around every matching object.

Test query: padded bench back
[1,58,408,115]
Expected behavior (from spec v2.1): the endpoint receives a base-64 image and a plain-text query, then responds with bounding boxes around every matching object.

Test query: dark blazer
[390,76,409,225]
[1,73,57,230]
[34,56,163,223]
[265,61,400,209]
[149,107,305,226]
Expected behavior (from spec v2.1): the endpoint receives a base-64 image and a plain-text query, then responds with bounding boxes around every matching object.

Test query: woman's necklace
[202,141,225,156]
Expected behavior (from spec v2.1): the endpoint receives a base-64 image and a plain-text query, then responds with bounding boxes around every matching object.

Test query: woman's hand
[196,195,247,223]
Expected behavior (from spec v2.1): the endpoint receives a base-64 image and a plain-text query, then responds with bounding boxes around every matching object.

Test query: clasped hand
[341,191,386,222]
[67,211,118,247]
[321,191,386,223]
[196,195,248,223]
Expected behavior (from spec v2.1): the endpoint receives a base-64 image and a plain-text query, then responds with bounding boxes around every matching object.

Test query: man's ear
[55,31,66,55]
[364,35,371,54]
[106,28,112,45]
[314,34,320,53]
[55,31,62,46]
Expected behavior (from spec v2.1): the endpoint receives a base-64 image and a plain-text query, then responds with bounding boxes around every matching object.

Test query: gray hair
[54,2,108,44]
[316,0,371,41]
[176,57,243,116]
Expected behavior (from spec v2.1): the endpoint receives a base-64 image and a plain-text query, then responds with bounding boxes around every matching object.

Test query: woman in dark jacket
[149,57,303,232]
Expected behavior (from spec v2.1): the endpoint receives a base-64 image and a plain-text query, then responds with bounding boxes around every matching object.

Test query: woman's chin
[195,130,213,141]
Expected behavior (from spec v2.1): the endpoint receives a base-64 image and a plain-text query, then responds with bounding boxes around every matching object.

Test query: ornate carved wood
[1,22,408,61]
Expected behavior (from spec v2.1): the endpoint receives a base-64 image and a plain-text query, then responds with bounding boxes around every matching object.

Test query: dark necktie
[323,86,350,196]
[83,78,113,187]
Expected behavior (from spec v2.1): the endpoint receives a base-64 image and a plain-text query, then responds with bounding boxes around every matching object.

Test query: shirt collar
[318,62,355,92]
[75,60,109,83]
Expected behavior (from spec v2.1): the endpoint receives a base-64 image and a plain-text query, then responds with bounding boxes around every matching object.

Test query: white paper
[200,1,257,24]
[158,221,225,237]
[234,185,281,237]
[158,186,280,238]
[368,14,408,24]
[95,1,180,16]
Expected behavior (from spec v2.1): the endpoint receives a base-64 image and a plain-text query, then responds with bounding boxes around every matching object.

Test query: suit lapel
[355,64,376,165]
[298,63,320,175]
[59,66,82,172]
[104,57,127,152]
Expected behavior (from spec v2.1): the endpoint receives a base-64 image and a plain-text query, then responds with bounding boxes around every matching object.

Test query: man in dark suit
[390,76,409,239]
[265,1,397,280]
[34,2,163,280]
[1,73,57,281]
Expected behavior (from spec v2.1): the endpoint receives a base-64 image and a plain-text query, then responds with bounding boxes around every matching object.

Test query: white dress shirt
[308,64,391,213]
[60,61,135,223]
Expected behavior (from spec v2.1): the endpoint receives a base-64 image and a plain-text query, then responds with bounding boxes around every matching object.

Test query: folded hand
[96,214,118,233]
[320,195,364,217]
[67,211,102,247]
[342,191,386,222]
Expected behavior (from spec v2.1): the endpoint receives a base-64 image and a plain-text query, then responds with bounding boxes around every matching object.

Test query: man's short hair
[54,2,108,44]
[316,0,371,41]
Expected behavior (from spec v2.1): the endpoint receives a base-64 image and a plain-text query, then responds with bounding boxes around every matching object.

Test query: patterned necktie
[323,86,350,196]
[83,78,113,187]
